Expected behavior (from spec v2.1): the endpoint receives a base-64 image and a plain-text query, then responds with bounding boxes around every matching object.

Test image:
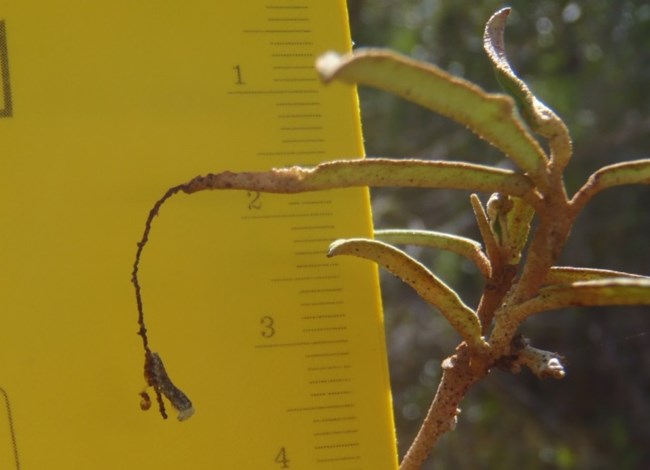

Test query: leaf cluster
[316,8,650,358]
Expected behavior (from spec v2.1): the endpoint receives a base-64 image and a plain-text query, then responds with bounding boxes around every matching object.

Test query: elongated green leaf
[545,267,649,285]
[183,158,534,198]
[316,49,549,184]
[327,238,487,351]
[503,197,534,258]
[487,194,535,265]
[573,159,650,209]
[484,8,572,170]
[374,229,491,278]
[470,194,501,263]
[511,278,650,320]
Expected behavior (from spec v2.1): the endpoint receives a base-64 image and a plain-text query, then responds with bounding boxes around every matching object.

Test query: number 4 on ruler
[274,447,289,468]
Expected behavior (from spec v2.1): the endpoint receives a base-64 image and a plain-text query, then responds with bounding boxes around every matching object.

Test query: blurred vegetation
[346,1,650,468]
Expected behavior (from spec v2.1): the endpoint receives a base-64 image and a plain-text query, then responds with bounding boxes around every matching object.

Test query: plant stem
[399,347,487,469]
[476,262,517,334]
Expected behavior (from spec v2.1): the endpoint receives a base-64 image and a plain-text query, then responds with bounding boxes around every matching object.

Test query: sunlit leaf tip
[484,8,572,169]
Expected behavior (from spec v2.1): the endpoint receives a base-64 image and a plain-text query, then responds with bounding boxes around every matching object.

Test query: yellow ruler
[0,1,398,468]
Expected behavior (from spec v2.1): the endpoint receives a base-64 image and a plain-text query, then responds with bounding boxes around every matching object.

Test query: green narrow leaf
[316,49,549,185]
[545,267,649,285]
[183,158,534,198]
[470,194,501,263]
[374,229,491,278]
[484,8,572,170]
[327,238,487,351]
[502,197,535,259]
[511,278,650,320]
[572,159,650,209]
[487,195,535,265]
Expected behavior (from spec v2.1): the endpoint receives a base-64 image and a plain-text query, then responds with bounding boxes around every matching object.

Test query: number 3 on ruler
[274,447,289,468]
[260,316,275,338]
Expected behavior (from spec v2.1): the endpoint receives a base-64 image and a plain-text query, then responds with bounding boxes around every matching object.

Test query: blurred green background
[346,1,650,468]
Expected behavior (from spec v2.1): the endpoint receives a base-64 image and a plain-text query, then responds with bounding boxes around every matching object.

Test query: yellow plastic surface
[0,1,398,468]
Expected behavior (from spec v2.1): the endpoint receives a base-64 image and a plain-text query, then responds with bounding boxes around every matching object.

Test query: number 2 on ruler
[274,447,289,468]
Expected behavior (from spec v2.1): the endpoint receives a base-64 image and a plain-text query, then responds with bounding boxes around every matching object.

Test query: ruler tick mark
[276,101,320,106]
[296,263,339,268]
[270,41,314,46]
[266,6,310,10]
[242,211,332,219]
[310,390,352,397]
[272,53,314,58]
[313,416,356,423]
[301,314,346,320]
[306,351,350,358]
[257,151,326,156]
[316,456,361,463]
[271,275,340,282]
[283,138,325,143]
[274,77,318,82]
[243,29,311,33]
[268,18,310,22]
[288,200,331,205]
[314,442,360,450]
[278,113,321,117]
[309,378,351,384]
[280,126,323,130]
[273,65,314,70]
[228,89,318,95]
[307,365,351,371]
[300,301,344,306]
[313,429,358,436]
[303,326,348,333]
[255,339,347,349]
[286,404,354,412]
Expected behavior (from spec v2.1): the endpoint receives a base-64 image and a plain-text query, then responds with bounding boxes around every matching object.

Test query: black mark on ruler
[0,387,21,470]
[243,29,310,33]
[228,89,318,95]
[255,339,347,349]
[0,21,14,118]
[306,351,349,358]
[287,403,353,412]
[241,211,332,220]
[266,5,309,10]
[313,428,357,436]
[271,275,339,282]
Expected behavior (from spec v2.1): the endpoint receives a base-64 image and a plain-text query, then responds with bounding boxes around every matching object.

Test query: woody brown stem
[476,263,518,334]
[399,347,488,469]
